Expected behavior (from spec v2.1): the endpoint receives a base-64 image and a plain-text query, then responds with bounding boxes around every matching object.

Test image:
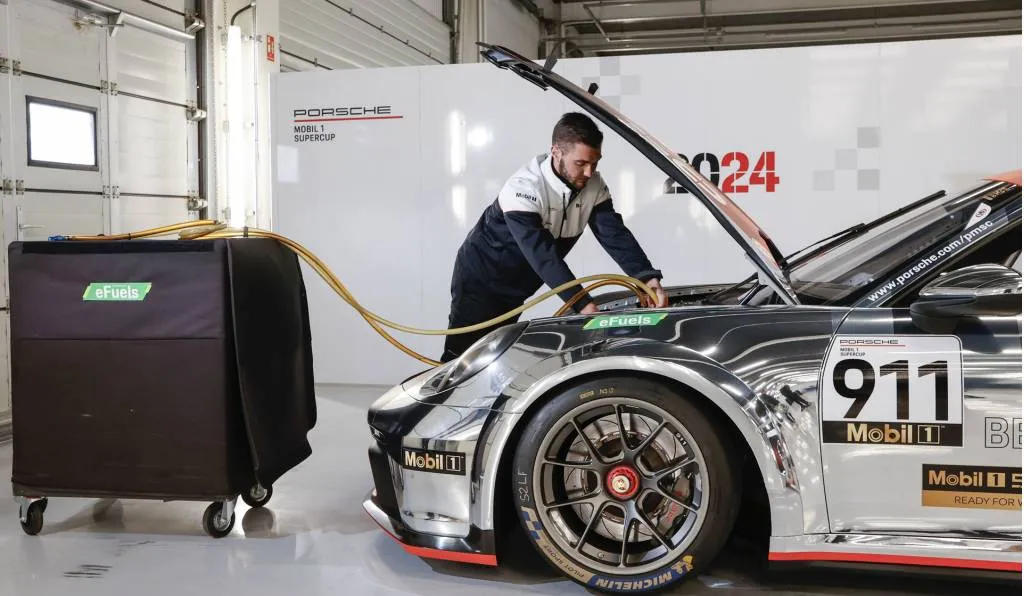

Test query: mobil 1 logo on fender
[401,447,466,475]
[821,335,964,447]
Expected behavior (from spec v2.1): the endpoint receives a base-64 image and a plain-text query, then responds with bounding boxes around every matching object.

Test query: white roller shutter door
[109,13,196,233]
[280,0,450,71]
[0,0,199,433]
[0,0,198,241]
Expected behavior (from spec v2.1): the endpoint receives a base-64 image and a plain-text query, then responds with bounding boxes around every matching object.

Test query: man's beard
[556,156,584,189]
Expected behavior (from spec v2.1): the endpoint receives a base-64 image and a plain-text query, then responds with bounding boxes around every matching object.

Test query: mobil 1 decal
[821,335,964,447]
[921,464,1021,511]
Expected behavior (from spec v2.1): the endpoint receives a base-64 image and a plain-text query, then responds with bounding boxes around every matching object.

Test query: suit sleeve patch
[498,177,543,213]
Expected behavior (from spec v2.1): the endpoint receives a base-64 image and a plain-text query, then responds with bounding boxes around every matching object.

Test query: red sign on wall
[267,34,276,62]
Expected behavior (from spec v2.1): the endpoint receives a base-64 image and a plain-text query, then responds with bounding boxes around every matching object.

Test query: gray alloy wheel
[513,376,740,594]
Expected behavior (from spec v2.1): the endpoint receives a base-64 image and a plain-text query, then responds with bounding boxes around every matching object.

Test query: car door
[819,305,1021,535]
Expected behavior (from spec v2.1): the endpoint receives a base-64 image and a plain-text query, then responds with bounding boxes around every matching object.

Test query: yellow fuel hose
[65,220,659,366]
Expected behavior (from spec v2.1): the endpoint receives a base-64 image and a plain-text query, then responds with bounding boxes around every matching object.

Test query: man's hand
[579,301,599,315]
[646,278,669,308]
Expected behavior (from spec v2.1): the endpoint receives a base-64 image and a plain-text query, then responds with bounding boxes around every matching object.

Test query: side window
[890,222,1021,307]
[26,96,99,171]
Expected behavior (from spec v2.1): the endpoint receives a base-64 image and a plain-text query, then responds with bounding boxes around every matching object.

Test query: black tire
[202,502,235,538]
[512,376,741,594]
[241,484,273,509]
[20,500,46,536]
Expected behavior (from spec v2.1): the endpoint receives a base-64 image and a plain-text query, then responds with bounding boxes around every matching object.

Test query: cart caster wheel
[20,500,46,536]
[202,502,235,538]
[241,484,272,508]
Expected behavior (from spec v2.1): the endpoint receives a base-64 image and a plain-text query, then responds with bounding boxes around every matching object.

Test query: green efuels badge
[584,312,667,330]
[83,282,152,302]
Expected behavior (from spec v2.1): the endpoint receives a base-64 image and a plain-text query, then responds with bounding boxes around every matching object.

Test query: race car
[363,43,1022,593]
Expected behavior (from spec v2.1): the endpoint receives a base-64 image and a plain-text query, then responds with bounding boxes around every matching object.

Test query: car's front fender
[472,339,806,539]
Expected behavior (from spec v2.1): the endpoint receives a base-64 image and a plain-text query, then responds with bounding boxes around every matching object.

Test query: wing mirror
[910,264,1021,331]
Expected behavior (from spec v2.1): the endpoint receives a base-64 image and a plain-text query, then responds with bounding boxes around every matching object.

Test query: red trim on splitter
[293,116,404,123]
[400,544,498,566]
[365,509,498,566]
[769,551,1022,572]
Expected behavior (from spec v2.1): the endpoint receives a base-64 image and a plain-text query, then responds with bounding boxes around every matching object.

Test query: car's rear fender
[473,340,806,540]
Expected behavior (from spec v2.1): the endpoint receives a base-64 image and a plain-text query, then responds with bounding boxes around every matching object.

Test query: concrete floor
[0,385,1017,596]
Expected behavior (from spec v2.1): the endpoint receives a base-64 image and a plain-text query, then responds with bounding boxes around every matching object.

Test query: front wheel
[512,376,740,594]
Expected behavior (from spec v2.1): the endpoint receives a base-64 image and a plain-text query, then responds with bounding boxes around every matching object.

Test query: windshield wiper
[781,189,948,275]
[781,222,868,275]
[706,273,758,304]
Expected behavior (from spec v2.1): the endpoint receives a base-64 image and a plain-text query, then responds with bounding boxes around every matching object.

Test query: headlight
[420,321,528,395]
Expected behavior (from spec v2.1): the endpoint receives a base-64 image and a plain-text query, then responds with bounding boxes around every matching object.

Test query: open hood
[478,43,800,305]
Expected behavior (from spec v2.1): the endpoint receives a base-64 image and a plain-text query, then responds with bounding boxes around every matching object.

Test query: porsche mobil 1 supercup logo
[291,104,402,143]
[821,335,964,447]
[922,464,1022,510]
[401,447,466,475]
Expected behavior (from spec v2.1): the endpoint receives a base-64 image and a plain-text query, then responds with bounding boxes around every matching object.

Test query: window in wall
[27,97,98,170]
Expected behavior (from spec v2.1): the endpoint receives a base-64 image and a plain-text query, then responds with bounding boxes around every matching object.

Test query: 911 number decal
[664,151,780,194]
[833,358,950,420]
[821,336,964,447]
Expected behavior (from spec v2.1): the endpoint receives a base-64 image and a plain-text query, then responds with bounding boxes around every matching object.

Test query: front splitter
[362,490,498,566]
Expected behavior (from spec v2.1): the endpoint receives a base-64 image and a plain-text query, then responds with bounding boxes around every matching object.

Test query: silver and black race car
[363,43,1022,593]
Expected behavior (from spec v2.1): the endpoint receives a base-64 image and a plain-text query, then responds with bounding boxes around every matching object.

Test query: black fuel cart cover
[7,238,316,501]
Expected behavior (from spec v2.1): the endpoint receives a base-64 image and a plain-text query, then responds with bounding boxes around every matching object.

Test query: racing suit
[441,153,663,362]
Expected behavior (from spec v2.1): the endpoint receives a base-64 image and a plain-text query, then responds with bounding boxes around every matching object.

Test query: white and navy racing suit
[442,153,662,362]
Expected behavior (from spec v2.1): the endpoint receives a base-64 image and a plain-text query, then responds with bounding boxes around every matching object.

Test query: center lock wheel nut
[605,465,641,500]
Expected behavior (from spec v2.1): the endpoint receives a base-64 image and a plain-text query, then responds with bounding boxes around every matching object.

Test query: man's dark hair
[552,112,603,151]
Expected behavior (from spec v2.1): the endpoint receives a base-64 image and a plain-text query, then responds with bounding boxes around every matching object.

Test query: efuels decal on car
[820,335,965,446]
[584,313,668,330]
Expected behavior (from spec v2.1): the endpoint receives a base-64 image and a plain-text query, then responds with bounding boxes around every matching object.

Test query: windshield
[786,180,1012,303]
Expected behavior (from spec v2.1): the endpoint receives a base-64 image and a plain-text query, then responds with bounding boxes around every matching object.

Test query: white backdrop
[271,36,1023,385]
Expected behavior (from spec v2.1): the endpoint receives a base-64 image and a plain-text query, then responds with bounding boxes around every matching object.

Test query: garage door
[280,0,450,71]
[0,0,200,433]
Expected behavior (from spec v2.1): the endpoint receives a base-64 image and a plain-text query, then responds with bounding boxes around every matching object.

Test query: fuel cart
[7,237,317,538]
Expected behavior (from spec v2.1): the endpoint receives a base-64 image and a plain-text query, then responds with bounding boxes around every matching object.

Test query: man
[441,112,668,362]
